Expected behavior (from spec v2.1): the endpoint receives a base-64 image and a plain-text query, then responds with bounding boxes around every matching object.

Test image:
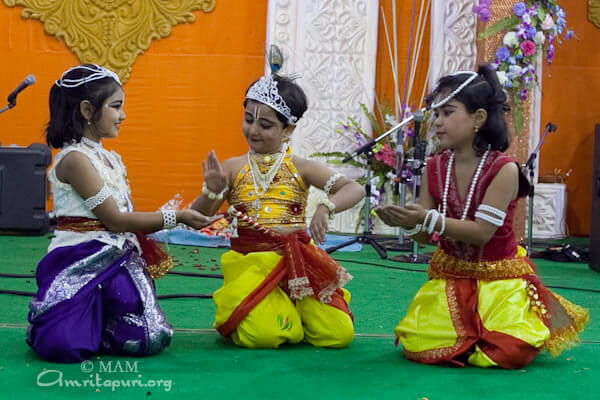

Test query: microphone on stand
[411,110,426,198]
[7,74,36,106]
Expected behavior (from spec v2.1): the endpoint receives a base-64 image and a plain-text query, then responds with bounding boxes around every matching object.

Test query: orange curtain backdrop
[375,1,431,123]
[0,1,268,212]
[539,0,600,236]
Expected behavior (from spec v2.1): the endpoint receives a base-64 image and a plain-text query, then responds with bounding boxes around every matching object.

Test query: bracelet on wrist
[202,182,227,201]
[317,198,336,220]
[161,209,177,229]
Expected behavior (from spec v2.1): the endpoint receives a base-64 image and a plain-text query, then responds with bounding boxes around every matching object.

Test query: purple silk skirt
[26,240,173,363]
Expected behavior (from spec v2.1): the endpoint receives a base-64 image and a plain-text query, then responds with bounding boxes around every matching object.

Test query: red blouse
[427,149,522,262]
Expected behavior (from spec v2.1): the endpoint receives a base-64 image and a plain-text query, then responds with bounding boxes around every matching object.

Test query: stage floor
[0,235,598,399]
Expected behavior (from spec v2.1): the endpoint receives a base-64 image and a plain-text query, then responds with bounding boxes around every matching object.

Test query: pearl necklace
[247,144,288,215]
[442,149,489,220]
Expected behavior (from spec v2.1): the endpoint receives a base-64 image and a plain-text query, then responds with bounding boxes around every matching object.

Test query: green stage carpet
[0,235,597,399]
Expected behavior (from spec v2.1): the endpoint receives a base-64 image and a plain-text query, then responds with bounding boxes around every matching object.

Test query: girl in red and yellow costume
[376,65,588,368]
[192,69,365,348]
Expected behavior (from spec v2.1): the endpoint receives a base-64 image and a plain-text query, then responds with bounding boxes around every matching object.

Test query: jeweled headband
[245,75,298,125]
[430,71,478,109]
[55,65,121,88]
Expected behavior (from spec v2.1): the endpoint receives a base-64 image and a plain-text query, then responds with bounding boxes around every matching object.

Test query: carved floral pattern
[3,0,215,82]
[590,0,600,29]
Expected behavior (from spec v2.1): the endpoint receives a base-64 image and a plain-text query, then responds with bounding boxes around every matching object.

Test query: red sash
[216,227,352,337]
[56,216,173,279]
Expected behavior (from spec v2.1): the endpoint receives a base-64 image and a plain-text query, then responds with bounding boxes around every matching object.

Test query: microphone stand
[390,111,432,264]
[325,110,426,258]
[524,122,556,255]
[0,101,16,115]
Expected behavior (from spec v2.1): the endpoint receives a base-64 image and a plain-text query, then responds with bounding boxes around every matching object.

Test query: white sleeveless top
[48,140,140,253]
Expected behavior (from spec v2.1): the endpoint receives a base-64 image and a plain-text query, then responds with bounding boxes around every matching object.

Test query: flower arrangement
[311,104,434,227]
[474,0,573,132]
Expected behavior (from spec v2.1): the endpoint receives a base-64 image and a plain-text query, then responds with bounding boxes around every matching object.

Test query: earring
[87,120,91,126]
[474,126,479,133]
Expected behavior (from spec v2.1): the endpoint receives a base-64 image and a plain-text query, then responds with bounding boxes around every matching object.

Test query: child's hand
[177,209,222,230]
[310,205,329,245]
[202,150,228,193]
[375,204,426,229]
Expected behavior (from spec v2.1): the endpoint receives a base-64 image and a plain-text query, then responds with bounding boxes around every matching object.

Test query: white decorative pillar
[428,0,478,91]
[528,183,567,239]
[266,0,380,233]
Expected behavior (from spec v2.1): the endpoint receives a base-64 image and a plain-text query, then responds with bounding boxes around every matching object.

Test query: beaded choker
[247,144,289,215]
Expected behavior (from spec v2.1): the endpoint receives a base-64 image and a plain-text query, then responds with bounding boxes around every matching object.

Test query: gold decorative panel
[590,0,600,29]
[3,0,216,82]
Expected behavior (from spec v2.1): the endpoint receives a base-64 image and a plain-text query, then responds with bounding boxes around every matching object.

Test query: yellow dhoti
[395,248,589,368]
[213,249,354,349]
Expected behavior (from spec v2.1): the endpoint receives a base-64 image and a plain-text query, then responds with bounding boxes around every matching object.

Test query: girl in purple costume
[27,64,216,362]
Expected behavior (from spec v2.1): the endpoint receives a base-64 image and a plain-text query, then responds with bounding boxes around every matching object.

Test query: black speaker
[590,125,600,272]
[0,143,52,235]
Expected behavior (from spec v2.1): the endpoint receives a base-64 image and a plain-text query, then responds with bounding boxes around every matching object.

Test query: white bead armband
[83,184,112,210]
[202,182,227,201]
[161,209,177,229]
[475,204,506,227]
[324,173,344,195]
[317,198,336,219]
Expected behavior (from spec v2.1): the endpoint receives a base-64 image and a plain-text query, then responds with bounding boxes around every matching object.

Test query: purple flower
[525,27,537,39]
[565,30,574,40]
[473,3,491,22]
[513,2,527,17]
[496,46,510,61]
[519,89,528,101]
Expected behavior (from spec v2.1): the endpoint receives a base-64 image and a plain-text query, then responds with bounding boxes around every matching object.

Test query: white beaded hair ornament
[430,71,479,109]
[245,45,298,125]
[56,64,121,88]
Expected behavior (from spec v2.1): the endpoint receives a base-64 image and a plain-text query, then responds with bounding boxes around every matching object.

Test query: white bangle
[202,182,227,201]
[161,209,177,229]
[427,210,440,235]
[400,224,422,236]
[421,209,434,232]
[317,198,336,219]
[438,214,446,236]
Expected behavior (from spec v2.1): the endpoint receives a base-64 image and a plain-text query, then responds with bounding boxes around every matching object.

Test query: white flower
[503,32,519,47]
[508,65,523,78]
[522,13,531,25]
[534,31,546,45]
[384,114,399,128]
[541,14,554,30]
[496,71,509,86]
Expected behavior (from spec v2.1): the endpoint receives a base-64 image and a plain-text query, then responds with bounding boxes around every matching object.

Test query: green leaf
[538,7,547,23]
[513,102,524,135]
[361,103,381,136]
[327,159,365,169]
[478,16,520,40]
[310,151,349,159]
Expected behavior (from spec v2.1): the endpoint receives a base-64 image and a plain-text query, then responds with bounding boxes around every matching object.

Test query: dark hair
[45,64,122,149]
[427,64,510,155]
[243,74,308,127]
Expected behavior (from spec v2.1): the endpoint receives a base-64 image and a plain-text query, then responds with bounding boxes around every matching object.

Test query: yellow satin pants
[213,250,354,349]
[395,277,551,367]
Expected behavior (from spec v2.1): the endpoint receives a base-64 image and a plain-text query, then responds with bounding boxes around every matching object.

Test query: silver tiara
[245,75,298,125]
[430,71,478,109]
[56,65,121,88]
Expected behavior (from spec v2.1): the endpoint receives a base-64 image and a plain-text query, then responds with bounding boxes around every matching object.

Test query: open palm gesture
[202,150,228,193]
